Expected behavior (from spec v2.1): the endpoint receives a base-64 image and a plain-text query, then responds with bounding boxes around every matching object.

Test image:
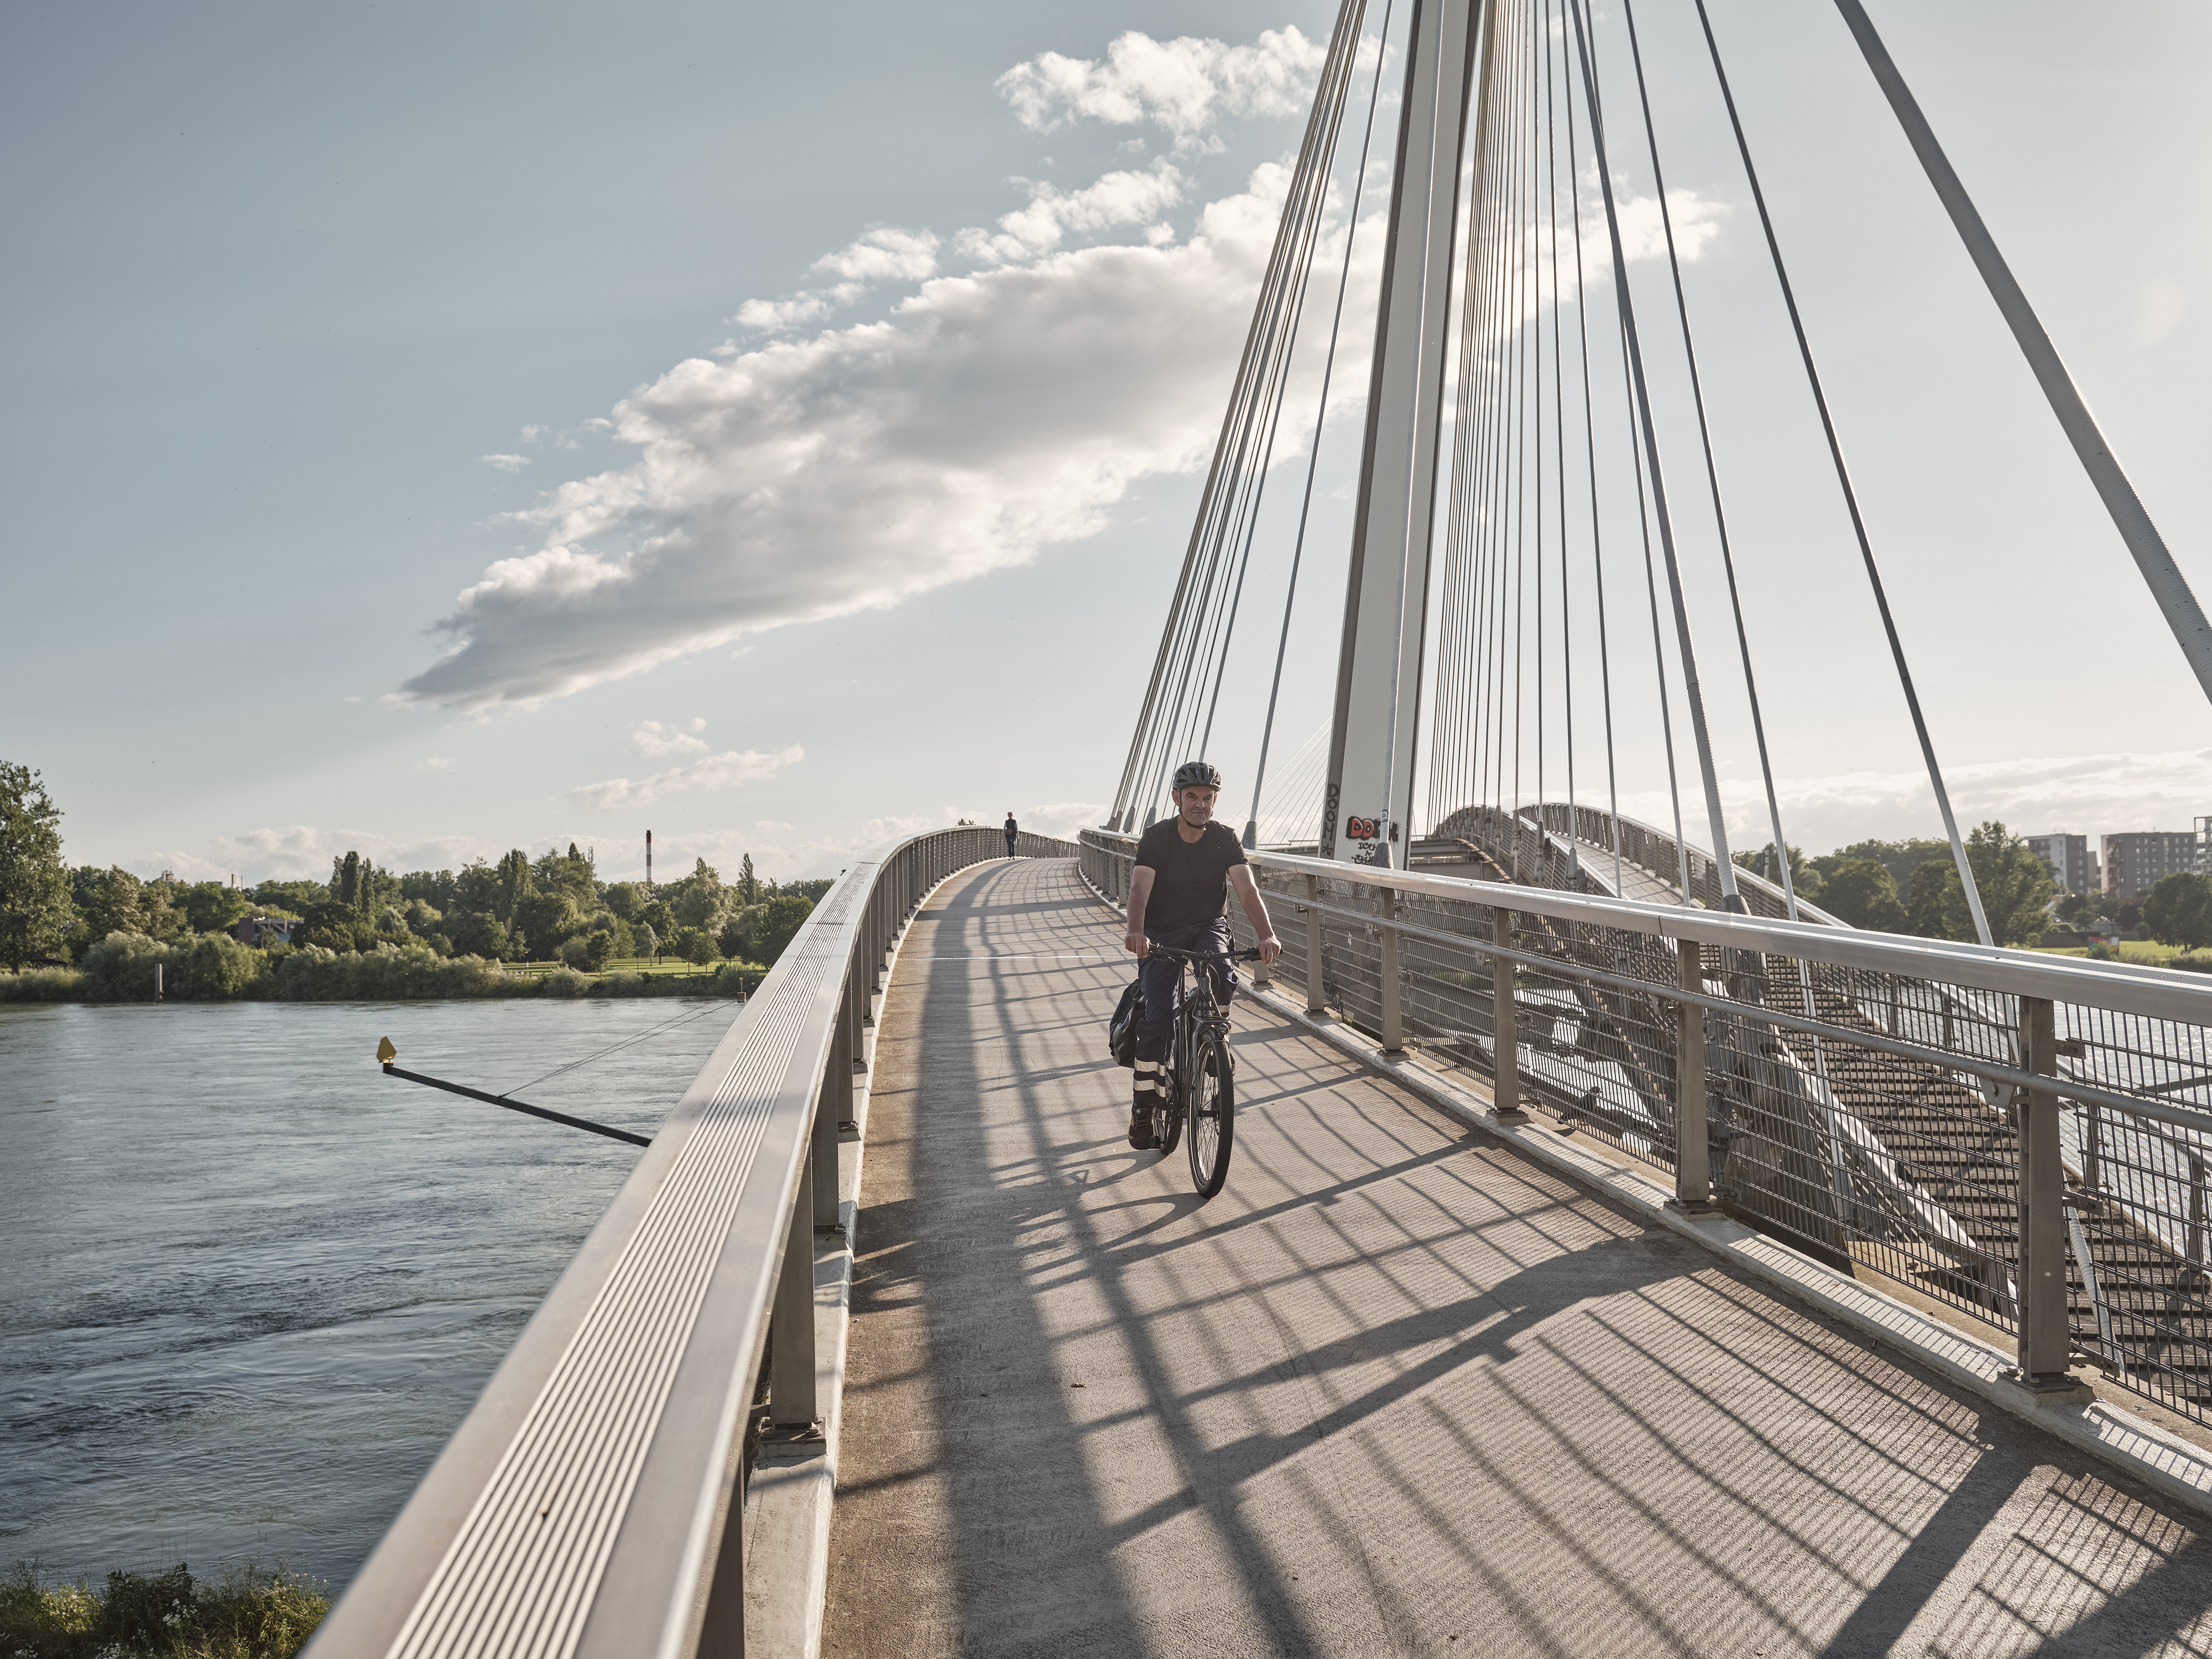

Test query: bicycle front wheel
[1186,1036,1234,1198]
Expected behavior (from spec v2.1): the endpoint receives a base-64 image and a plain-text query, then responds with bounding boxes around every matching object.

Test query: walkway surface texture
[823,859,2212,1658]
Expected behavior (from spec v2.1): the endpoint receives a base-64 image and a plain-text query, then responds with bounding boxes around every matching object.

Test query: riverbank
[1,1562,325,1658]
[0,936,763,1004]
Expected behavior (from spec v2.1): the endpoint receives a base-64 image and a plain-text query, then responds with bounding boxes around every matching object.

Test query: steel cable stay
[1684,0,1996,947]
[1117,0,1371,827]
[1559,0,1626,898]
[1246,0,1400,850]
[1193,9,1380,759]
[1616,0,1811,930]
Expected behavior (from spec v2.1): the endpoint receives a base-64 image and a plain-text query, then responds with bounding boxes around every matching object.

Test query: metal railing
[309,827,1074,1659]
[1082,827,2212,1425]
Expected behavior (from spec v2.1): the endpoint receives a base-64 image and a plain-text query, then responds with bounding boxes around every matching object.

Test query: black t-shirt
[1004,817,1018,836]
[1134,819,1248,933]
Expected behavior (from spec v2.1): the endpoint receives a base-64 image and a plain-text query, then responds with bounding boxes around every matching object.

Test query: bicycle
[1142,943,1260,1198]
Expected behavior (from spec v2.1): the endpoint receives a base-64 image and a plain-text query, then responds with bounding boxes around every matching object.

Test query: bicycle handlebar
[1144,945,1264,964]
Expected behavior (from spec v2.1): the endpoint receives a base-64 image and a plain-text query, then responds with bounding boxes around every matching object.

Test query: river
[0,997,740,1593]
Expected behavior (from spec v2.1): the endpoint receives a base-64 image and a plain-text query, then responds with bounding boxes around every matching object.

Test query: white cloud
[630,717,709,757]
[997,28,1326,150]
[955,159,1186,264]
[734,289,850,333]
[571,744,804,810]
[733,228,940,334]
[814,227,940,283]
[398,161,1343,711]
[420,757,457,771]
[1609,187,1725,265]
[479,453,532,473]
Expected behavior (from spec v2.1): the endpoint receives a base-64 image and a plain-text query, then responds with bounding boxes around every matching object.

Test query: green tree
[514,891,583,959]
[174,931,265,998]
[399,868,458,911]
[1814,858,1905,933]
[677,925,719,967]
[1731,842,1824,900]
[1905,862,1960,941]
[494,850,534,924]
[603,881,644,921]
[671,858,726,930]
[752,893,816,965]
[335,851,364,910]
[2055,890,2109,928]
[636,921,660,962]
[0,761,73,969]
[1811,836,1952,893]
[81,867,150,942]
[253,879,330,914]
[299,899,375,953]
[739,853,759,906]
[1963,821,2057,947]
[178,880,252,937]
[447,910,514,959]
[2143,872,2212,950]
[534,844,600,909]
[1900,822,2056,946]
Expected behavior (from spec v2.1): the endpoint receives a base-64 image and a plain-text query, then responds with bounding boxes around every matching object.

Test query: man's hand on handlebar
[1125,930,1150,959]
[1257,934,1282,967]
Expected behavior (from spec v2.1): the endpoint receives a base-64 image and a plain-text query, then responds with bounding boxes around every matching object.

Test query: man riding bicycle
[1124,761,1281,1149]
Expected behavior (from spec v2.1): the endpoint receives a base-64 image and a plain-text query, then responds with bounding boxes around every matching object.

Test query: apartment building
[2025,832,2091,894]
[2102,831,2200,901]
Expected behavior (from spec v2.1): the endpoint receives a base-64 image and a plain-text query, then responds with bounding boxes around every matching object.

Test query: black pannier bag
[1109,978,1144,1068]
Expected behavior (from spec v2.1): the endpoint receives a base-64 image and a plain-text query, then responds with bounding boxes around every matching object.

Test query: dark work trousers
[1004,834,1017,858]
[1135,916,1234,1064]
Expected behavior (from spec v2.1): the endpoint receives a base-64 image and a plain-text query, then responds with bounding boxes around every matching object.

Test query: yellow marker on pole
[377,1037,397,1065]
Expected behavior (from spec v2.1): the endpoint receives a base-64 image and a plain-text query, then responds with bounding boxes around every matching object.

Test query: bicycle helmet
[1172,760,1223,791]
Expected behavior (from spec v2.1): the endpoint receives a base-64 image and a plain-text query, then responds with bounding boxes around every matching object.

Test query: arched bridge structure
[306,0,2212,1653]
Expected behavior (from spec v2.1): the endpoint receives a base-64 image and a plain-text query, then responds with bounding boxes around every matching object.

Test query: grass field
[2030,940,2212,970]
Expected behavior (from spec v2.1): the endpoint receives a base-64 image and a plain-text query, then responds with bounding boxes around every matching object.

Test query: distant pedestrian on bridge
[1003,812,1018,858]
[1123,760,1281,1148]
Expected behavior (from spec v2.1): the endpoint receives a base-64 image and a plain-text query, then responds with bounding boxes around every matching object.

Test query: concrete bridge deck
[823,858,2212,1657]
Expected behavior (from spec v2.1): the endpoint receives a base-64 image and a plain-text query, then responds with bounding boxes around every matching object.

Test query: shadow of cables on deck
[836,859,2212,1658]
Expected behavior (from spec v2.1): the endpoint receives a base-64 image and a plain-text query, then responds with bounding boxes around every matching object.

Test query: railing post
[1673,939,1714,1213]
[769,1152,821,1435]
[1491,906,1527,1123]
[1303,874,1325,1015]
[2015,994,2077,1389]
[2189,1155,2208,1288]
[1379,886,1403,1053]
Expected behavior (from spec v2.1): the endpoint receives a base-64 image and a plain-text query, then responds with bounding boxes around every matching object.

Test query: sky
[3,0,2206,887]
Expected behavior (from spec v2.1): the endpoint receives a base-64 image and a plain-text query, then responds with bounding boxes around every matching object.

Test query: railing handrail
[309,826,1075,1659]
[1081,827,2212,1025]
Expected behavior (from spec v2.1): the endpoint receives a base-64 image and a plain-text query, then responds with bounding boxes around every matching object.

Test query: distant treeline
[0,757,840,999]
[1734,821,2212,950]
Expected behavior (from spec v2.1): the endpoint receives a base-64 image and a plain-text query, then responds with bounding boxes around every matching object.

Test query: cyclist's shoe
[1127,1100,1159,1150]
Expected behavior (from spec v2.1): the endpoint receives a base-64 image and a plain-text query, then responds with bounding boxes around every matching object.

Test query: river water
[0,997,739,1593]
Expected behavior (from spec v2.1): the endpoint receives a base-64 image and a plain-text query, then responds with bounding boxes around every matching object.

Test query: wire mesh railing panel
[1081,830,2212,1426]
[1491,909,1679,1172]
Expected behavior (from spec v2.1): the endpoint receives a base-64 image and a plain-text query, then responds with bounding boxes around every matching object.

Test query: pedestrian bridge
[305,832,2212,1658]
[298,0,2212,1643]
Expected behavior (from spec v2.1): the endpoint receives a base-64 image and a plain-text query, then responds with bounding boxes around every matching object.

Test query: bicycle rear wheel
[1186,1036,1234,1197]
[1154,1053,1185,1156]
